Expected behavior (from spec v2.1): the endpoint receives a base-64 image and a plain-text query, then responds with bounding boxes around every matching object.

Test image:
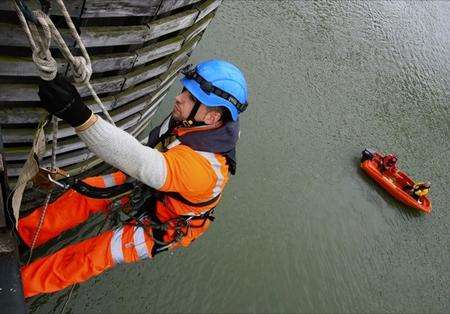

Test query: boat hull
[361,159,432,213]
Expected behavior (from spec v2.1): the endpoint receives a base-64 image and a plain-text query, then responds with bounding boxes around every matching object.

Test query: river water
[31,1,449,313]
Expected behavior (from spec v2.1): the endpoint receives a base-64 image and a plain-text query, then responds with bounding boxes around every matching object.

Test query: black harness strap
[152,189,220,208]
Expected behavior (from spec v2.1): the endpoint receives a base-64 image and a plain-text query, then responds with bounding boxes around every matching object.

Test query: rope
[13,0,115,124]
[26,116,59,264]
[10,0,117,226]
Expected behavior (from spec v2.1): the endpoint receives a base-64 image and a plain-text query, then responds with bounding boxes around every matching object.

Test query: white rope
[26,116,59,263]
[13,0,115,124]
[11,0,116,226]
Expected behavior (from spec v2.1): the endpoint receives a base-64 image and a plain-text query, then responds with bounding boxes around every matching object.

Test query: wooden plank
[0,107,46,124]
[0,23,74,47]
[0,0,83,16]
[132,93,166,135]
[75,75,125,97]
[146,9,198,40]
[182,11,214,42]
[115,78,160,107]
[0,52,138,76]
[0,95,116,125]
[134,36,183,67]
[80,25,149,48]
[0,52,137,77]
[0,76,125,102]
[0,65,177,136]
[172,34,201,64]
[91,52,137,73]
[160,55,189,86]
[123,58,170,89]
[111,95,154,122]
[0,55,67,77]
[4,111,142,177]
[82,0,160,18]
[4,137,87,161]
[1,121,74,144]
[195,0,221,22]
[6,148,94,177]
[157,0,202,14]
[0,84,38,102]
[84,96,117,112]
[1,88,138,143]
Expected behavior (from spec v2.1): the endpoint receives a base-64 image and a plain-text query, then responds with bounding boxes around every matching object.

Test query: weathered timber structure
[0,0,222,210]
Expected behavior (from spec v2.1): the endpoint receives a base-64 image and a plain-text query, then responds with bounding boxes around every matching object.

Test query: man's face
[172,89,222,124]
[172,90,196,121]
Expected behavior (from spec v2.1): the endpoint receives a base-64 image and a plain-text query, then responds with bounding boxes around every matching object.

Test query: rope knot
[32,48,57,81]
[71,56,92,84]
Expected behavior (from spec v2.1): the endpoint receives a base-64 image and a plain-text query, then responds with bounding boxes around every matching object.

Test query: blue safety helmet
[181,59,248,121]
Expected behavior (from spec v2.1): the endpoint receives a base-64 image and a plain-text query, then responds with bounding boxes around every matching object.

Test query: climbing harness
[119,182,217,254]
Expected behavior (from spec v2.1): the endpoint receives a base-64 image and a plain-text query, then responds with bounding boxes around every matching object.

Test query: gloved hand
[38,74,92,127]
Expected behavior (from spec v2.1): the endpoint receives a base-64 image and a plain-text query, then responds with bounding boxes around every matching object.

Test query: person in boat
[18,60,248,297]
[380,154,398,174]
[405,181,431,201]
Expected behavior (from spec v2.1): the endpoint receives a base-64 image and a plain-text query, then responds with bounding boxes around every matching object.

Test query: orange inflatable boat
[360,149,431,213]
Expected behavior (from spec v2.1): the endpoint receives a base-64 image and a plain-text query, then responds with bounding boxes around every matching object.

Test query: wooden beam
[0,52,141,77]
[80,25,149,47]
[0,84,38,102]
[0,106,46,125]
[0,94,120,125]
[195,0,222,22]
[4,136,87,161]
[0,0,83,17]
[132,94,166,135]
[82,0,160,18]
[115,78,160,107]
[0,23,74,47]
[0,55,67,77]
[123,58,170,89]
[5,113,141,177]
[182,11,214,42]
[159,55,188,86]
[172,34,201,64]
[134,36,183,67]
[75,75,125,97]
[91,52,137,73]
[157,0,202,14]
[146,9,198,40]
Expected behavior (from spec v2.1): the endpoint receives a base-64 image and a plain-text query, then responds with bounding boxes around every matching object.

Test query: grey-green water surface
[32,1,449,313]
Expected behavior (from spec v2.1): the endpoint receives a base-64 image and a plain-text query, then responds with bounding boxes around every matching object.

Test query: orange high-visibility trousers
[19,172,155,298]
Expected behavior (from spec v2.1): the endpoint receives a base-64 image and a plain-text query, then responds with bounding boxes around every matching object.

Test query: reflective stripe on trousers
[110,224,152,265]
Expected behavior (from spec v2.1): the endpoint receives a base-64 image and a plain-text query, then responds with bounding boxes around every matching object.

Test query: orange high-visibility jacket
[19,116,239,297]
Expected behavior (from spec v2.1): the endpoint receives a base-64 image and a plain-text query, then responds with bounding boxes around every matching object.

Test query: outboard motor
[361,148,376,162]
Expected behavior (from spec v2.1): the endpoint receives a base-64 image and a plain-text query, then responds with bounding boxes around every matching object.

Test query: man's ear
[204,110,222,125]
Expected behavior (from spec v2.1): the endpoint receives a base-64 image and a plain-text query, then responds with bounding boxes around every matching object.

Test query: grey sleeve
[76,116,167,189]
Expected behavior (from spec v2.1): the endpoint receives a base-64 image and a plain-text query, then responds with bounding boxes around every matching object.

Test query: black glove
[38,74,92,127]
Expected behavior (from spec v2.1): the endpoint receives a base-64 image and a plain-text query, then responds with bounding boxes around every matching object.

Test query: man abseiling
[18,59,248,297]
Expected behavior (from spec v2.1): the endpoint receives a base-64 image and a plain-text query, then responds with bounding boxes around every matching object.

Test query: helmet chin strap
[182,100,205,127]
